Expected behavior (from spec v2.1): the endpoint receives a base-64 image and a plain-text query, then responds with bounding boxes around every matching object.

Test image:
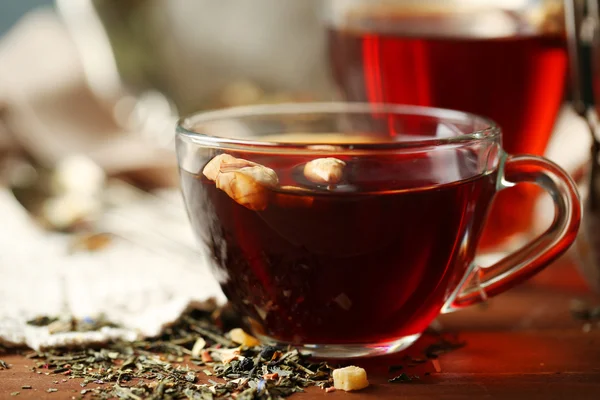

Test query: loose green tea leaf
[22,306,335,399]
[389,373,419,383]
[26,316,59,327]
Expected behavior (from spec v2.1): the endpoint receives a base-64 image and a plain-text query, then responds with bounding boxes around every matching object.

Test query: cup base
[255,333,422,359]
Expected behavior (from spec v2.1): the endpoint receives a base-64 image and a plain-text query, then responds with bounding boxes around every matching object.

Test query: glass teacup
[176,102,580,358]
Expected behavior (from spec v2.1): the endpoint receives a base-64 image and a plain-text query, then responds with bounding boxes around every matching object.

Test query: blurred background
[0,1,52,35]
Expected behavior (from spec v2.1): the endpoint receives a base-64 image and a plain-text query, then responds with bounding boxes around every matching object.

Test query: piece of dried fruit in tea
[203,154,279,210]
[332,366,369,391]
[303,157,346,185]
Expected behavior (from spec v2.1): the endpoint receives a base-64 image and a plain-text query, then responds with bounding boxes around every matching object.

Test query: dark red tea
[328,10,568,249]
[180,150,497,344]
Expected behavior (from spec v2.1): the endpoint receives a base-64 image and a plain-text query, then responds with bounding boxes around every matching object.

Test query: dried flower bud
[303,158,346,185]
[203,154,279,211]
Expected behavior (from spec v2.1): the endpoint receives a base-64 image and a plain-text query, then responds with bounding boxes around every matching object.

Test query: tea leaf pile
[24,308,335,399]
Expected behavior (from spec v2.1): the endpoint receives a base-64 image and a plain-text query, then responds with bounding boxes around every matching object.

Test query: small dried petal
[212,348,240,364]
[303,158,346,185]
[263,373,279,380]
[201,350,213,363]
[229,328,260,347]
[191,338,207,358]
[222,354,239,364]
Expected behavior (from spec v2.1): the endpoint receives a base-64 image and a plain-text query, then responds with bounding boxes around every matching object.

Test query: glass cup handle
[442,153,582,313]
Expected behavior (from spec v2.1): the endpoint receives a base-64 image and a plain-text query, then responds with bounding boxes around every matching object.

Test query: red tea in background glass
[328,7,568,249]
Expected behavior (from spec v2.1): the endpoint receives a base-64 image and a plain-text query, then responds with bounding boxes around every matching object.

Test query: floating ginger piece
[229,328,260,347]
[203,154,278,211]
[333,366,369,391]
[303,157,345,185]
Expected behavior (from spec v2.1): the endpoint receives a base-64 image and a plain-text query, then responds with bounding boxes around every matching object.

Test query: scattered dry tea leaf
[229,328,260,347]
[303,158,345,185]
[203,154,278,211]
[389,373,419,383]
[332,366,369,391]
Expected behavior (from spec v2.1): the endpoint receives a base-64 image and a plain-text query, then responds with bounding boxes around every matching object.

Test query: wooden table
[1,254,599,399]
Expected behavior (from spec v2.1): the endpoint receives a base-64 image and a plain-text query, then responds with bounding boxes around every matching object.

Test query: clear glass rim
[176,102,501,151]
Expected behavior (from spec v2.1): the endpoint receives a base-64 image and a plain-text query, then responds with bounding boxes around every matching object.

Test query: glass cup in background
[176,102,580,358]
[325,0,568,254]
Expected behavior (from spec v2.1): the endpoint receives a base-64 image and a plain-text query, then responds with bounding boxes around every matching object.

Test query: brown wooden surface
[1,253,600,399]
